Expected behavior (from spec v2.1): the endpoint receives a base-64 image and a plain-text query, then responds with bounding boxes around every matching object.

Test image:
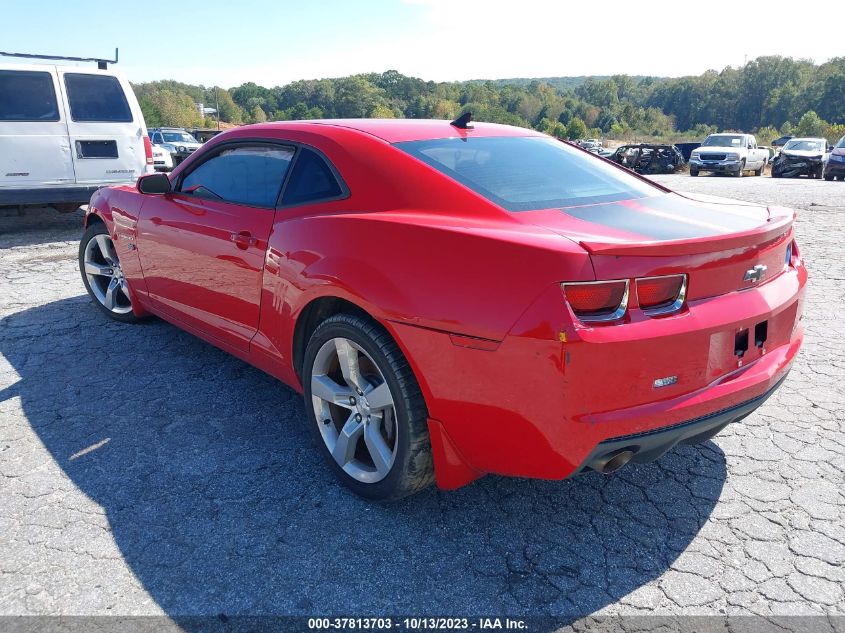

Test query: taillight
[143,136,154,165]
[636,274,687,315]
[562,280,629,322]
[785,240,793,267]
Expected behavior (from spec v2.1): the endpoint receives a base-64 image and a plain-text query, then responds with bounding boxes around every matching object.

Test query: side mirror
[137,173,171,195]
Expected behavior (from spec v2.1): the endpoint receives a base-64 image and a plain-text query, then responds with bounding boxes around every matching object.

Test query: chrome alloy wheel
[82,233,133,315]
[310,337,398,483]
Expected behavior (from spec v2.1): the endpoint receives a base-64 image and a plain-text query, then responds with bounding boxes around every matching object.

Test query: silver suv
[148,127,202,166]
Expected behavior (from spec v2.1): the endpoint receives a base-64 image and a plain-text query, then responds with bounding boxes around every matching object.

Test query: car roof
[247,119,545,143]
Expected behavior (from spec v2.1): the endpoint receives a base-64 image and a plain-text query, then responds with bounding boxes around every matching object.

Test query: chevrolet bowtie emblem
[743,264,768,283]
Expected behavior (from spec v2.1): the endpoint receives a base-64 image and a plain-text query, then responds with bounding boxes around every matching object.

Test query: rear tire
[302,314,434,501]
[755,162,765,176]
[824,174,834,181]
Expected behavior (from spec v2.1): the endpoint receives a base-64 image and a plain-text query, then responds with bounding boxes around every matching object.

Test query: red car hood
[516,192,793,256]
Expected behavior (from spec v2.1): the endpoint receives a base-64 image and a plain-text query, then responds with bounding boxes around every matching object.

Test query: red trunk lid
[517,192,794,299]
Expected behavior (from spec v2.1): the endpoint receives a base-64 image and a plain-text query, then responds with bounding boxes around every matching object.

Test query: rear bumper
[389,264,806,489]
[1,185,103,207]
[573,374,786,474]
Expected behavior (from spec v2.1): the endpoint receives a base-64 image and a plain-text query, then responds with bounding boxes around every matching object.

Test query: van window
[180,144,295,207]
[0,70,59,121]
[282,148,344,205]
[64,74,132,122]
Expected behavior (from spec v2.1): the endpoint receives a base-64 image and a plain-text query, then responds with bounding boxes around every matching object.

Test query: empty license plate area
[76,140,118,159]
[734,320,769,361]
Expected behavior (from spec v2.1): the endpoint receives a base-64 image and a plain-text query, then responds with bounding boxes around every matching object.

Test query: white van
[0,60,152,211]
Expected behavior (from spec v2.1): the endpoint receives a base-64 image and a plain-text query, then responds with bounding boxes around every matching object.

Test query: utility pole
[214,87,220,131]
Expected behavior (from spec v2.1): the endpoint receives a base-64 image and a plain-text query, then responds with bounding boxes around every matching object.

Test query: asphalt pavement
[0,175,843,627]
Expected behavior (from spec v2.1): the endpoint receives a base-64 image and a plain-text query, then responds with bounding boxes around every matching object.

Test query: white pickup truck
[689,133,769,177]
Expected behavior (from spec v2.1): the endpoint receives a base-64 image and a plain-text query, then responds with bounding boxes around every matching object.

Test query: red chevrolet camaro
[78,118,806,500]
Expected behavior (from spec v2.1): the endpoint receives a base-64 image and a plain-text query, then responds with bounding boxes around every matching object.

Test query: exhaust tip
[590,449,636,474]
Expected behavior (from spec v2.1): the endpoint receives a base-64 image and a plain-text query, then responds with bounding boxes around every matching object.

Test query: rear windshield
[395,136,659,211]
[64,73,132,122]
[0,70,59,121]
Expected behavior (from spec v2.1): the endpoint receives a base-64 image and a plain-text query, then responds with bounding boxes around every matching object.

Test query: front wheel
[735,161,745,177]
[303,314,434,500]
[79,223,139,323]
[690,168,699,177]
[824,174,834,181]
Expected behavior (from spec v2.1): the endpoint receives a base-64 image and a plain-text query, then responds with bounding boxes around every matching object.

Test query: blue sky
[2,0,843,87]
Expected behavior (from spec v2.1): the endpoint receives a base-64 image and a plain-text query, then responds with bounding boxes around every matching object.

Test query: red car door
[136,142,295,351]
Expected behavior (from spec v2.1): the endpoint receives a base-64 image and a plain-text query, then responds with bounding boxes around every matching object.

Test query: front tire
[735,161,745,177]
[690,168,699,177]
[79,223,140,323]
[303,314,434,501]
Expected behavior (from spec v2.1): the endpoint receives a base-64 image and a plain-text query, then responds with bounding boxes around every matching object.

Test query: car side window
[282,148,344,206]
[179,144,295,208]
[0,70,60,121]
[152,133,163,144]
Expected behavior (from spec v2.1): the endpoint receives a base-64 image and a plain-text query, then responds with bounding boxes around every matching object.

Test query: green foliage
[824,123,845,145]
[130,57,845,142]
[755,126,780,146]
[566,117,587,140]
[251,105,268,123]
[795,111,827,137]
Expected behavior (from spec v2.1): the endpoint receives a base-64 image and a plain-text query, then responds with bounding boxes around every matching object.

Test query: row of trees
[132,56,845,143]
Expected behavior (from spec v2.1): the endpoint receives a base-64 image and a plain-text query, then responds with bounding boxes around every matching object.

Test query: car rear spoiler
[579,208,794,257]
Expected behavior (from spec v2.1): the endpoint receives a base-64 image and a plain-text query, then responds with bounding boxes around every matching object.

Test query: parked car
[823,135,845,181]
[607,143,685,174]
[189,128,225,143]
[772,135,793,152]
[79,118,806,500]
[674,142,702,162]
[689,133,768,177]
[0,54,151,212]
[150,143,173,172]
[771,137,830,179]
[148,127,202,166]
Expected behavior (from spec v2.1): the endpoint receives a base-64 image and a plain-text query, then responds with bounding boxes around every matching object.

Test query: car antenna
[450,111,474,130]
[0,48,118,69]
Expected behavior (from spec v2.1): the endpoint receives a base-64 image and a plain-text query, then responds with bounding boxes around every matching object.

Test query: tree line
[133,56,845,145]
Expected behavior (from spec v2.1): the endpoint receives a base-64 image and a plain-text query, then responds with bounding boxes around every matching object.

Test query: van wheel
[303,314,434,501]
[79,223,140,323]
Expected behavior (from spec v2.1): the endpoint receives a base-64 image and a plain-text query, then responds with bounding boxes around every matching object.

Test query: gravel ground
[0,176,843,626]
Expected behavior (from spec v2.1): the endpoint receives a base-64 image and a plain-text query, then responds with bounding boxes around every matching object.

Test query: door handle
[230,231,256,250]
